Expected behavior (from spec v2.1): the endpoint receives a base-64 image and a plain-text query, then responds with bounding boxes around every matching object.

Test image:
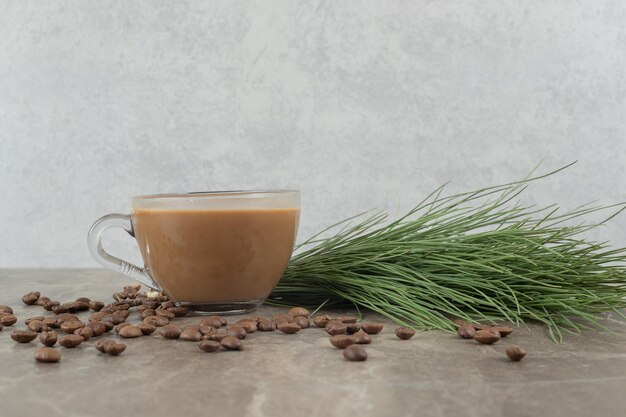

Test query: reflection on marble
[1,269,626,417]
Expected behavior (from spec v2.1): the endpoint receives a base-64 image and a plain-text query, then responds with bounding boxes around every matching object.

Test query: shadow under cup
[88,190,300,314]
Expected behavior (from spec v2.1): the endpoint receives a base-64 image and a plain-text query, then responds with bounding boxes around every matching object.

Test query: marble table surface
[1,269,626,417]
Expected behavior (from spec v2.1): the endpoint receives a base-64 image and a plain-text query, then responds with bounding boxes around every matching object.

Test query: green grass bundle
[270,164,626,341]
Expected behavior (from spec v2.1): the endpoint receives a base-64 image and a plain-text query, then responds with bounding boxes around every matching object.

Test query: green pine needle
[269,163,626,341]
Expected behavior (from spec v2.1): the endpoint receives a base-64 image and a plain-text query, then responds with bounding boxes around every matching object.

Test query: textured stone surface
[1,269,626,417]
[0,1,625,267]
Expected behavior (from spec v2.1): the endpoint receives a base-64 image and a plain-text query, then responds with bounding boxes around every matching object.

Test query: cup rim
[133,189,300,200]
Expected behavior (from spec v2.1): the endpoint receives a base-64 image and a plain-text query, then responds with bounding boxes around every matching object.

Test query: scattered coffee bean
[200,316,223,328]
[75,326,94,340]
[257,319,276,332]
[277,322,301,334]
[43,317,59,328]
[67,301,90,312]
[51,305,69,315]
[60,320,85,334]
[206,329,231,342]
[457,324,476,339]
[42,300,60,311]
[227,326,247,340]
[352,330,372,344]
[22,291,41,305]
[139,308,155,320]
[57,314,80,325]
[104,342,127,356]
[160,301,175,309]
[198,340,221,352]
[312,315,332,328]
[343,345,367,361]
[325,322,347,336]
[161,324,182,339]
[0,314,17,326]
[39,331,58,347]
[452,319,467,328]
[11,330,38,343]
[505,346,527,361]
[271,314,293,324]
[27,320,48,333]
[76,297,91,303]
[346,323,361,334]
[155,308,175,320]
[115,322,131,334]
[85,321,107,336]
[180,328,203,341]
[119,325,143,338]
[293,316,310,329]
[360,322,384,334]
[143,316,169,327]
[395,327,416,340]
[330,335,355,349]
[35,347,61,363]
[95,339,115,353]
[220,336,242,350]
[236,320,258,333]
[167,306,189,317]
[142,300,162,310]
[89,301,105,311]
[494,325,513,337]
[473,329,501,345]
[58,334,84,348]
[137,322,156,335]
[288,307,310,318]
[199,324,215,336]
[25,316,45,325]
[339,316,357,324]
[0,305,13,314]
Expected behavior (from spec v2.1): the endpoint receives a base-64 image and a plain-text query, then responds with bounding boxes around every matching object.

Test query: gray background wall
[0,0,624,268]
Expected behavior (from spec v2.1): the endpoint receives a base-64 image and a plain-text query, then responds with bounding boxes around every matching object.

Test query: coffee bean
[11,330,38,343]
[75,326,94,340]
[58,334,83,348]
[277,322,301,334]
[104,342,126,356]
[67,301,90,312]
[395,327,416,340]
[143,316,169,327]
[51,305,69,315]
[167,306,189,317]
[42,300,60,311]
[0,323,3,331]
[312,315,332,328]
[115,322,131,334]
[325,322,347,336]
[60,320,85,334]
[89,301,105,311]
[27,320,48,333]
[112,291,126,301]
[43,317,59,328]
[220,336,242,350]
[199,324,215,336]
[452,319,467,328]
[505,346,527,361]
[39,331,58,347]
[0,305,13,314]
[352,330,372,344]
[206,329,230,342]
[494,325,513,337]
[293,316,310,329]
[345,323,360,334]
[35,347,61,363]
[200,316,223,328]
[324,320,344,329]
[115,309,129,320]
[25,316,45,325]
[95,339,115,353]
[119,325,143,338]
[180,328,203,341]
[160,301,175,309]
[257,319,276,332]
[339,316,357,324]
[56,314,80,325]
[360,322,384,334]
[473,329,501,345]
[156,308,175,320]
[137,322,156,335]
[343,345,367,361]
[85,321,108,336]
[110,301,131,311]
[330,335,355,349]
[198,340,221,352]
[457,324,476,339]
[271,314,293,324]
[288,307,310,318]
[0,314,17,326]
[227,326,247,339]
[22,291,40,305]
[161,324,182,339]
[141,300,162,310]
[235,320,257,333]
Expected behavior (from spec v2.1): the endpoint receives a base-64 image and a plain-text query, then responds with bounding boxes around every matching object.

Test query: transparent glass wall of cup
[88,190,300,314]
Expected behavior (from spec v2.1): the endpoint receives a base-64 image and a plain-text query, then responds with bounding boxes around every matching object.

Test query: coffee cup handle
[87,213,162,291]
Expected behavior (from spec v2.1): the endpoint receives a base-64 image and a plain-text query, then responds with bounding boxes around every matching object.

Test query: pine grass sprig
[270,164,626,341]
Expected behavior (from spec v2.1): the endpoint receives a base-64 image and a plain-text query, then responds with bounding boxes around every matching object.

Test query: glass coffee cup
[87,190,300,314]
